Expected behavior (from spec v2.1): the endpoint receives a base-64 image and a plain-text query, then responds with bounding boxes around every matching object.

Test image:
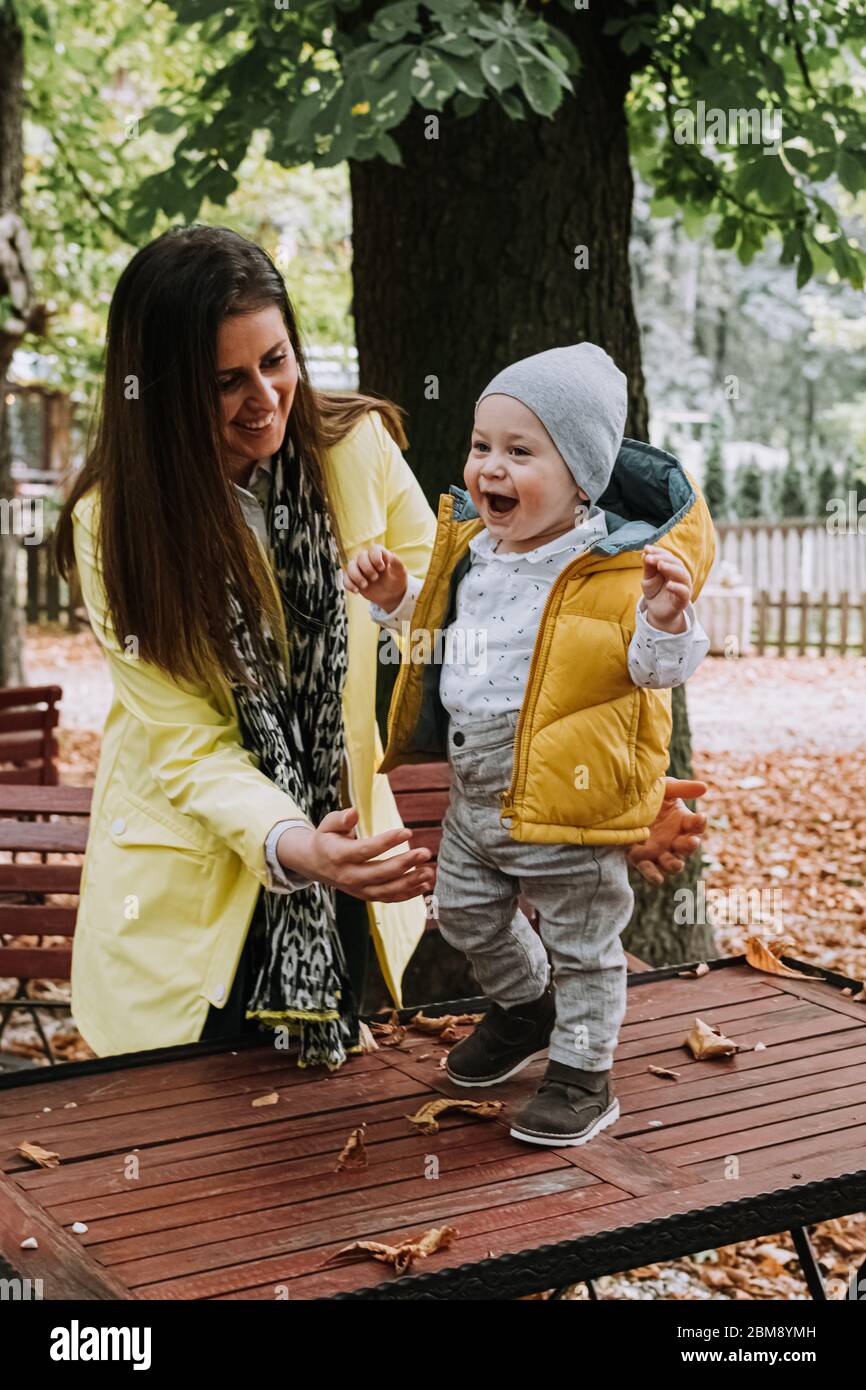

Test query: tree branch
[55,147,132,245]
[785,0,816,94]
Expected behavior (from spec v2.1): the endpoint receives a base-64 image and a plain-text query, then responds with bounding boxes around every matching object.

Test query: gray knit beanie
[475,343,628,505]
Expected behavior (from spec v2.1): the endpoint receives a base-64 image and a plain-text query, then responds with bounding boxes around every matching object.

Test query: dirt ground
[3,628,864,1301]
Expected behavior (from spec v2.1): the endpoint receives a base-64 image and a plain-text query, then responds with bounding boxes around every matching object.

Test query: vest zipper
[501,550,595,822]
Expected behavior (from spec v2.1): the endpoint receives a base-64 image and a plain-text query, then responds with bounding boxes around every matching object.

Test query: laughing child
[343,344,714,1147]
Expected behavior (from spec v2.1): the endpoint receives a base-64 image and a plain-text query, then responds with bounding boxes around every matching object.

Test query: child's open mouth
[483,492,518,516]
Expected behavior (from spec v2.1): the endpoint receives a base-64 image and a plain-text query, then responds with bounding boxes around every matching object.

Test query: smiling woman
[217,311,299,474]
[52,225,438,1064]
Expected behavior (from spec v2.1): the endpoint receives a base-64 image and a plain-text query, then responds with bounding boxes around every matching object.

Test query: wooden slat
[0,1049,388,1142]
[0,785,91,815]
[0,734,59,764]
[389,789,449,824]
[138,1170,621,1299]
[0,710,60,735]
[0,1172,134,1300]
[0,822,87,852]
[0,905,78,935]
[387,763,451,792]
[0,685,62,711]
[0,863,81,891]
[0,947,73,979]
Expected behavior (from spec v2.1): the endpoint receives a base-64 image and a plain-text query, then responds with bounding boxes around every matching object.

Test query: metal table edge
[329,1164,866,1301]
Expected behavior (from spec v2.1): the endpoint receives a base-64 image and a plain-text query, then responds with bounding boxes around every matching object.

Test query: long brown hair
[54,225,407,692]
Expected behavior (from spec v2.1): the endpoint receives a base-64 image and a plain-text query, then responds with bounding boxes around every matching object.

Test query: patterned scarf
[224,436,358,1069]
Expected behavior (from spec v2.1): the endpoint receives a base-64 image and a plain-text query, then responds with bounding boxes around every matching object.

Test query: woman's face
[216,305,298,477]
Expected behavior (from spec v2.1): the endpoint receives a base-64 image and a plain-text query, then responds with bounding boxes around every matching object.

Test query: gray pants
[434,710,633,1071]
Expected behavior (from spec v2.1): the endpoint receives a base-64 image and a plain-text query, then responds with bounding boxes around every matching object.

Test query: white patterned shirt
[370,508,709,725]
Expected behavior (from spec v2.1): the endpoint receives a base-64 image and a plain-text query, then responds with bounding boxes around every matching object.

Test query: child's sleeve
[368,571,424,631]
[627,598,710,689]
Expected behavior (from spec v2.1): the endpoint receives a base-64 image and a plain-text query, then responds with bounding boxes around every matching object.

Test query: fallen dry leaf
[369,1010,406,1046]
[322,1225,456,1276]
[648,1064,681,1080]
[685,1017,741,1059]
[335,1125,368,1172]
[18,1141,61,1169]
[744,935,812,978]
[406,1097,504,1134]
[251,1092,279,1107]
[677,962,710,978]
[409,1011,483,1034]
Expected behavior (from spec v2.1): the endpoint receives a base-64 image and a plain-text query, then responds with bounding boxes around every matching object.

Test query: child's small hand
[641,545,693,633]
[342,544,409,613]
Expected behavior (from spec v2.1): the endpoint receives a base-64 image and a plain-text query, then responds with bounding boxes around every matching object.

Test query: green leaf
[796,244,813,288]
[735,222,763,266]
[496,89,525,121]
[837,149,866,196]
[146,106,187,135]
[783,146,812,174]
[409,50,459,110]
[431,32,478,59]
[433,51,485,99]
[369,1,422,42]
[714,215,739,250]
[519,60,564,117]
[480,39,521,93]
[738,153,795,208]
[452,92,482,117]
[376,132,403,165]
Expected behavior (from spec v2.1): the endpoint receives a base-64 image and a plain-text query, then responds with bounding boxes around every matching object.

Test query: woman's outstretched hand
[277,807,436,902]
[626,777,708,885]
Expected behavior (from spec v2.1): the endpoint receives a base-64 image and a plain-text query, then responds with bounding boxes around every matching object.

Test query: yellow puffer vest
[378,439,715,845]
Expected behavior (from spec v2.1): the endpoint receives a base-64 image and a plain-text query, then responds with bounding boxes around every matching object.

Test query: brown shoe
[510,1059,619,1146]
[446,982,556,1087]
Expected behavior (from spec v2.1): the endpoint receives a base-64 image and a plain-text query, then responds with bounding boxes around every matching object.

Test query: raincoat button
[111,818,125,834]
[453,731,465,746]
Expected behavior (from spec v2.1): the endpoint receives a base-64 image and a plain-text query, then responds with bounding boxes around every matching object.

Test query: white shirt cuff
[628,598,710,688]
[368,571,423,629]
[264,818,315,894]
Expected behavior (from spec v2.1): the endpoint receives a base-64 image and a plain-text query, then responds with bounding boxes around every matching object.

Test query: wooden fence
[752,589,865,655]
[16,535,80,626]
[714,520,866,602]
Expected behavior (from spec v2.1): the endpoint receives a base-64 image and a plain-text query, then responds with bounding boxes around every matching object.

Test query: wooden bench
[1,956,864,1300]
[0,785,90,1064]
[0,686,63,786]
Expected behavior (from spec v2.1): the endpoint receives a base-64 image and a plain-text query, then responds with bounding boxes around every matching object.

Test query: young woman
[55,225,439,1069]
[55,225,706,1071]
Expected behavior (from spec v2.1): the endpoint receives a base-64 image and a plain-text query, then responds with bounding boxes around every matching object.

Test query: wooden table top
[1,958,865,1300]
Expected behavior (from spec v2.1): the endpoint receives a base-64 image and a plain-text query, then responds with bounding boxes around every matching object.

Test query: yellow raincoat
[70,410,437,1056]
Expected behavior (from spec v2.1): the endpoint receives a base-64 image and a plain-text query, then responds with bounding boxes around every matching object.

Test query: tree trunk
[349,16,647,498]
[348,12,714,995]
[0,0,26,687]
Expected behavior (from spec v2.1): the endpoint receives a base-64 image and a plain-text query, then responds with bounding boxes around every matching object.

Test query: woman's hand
[626,778,708,885]
[277,807,436,902]
[641,545,693,634]
[342,544,408,613]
